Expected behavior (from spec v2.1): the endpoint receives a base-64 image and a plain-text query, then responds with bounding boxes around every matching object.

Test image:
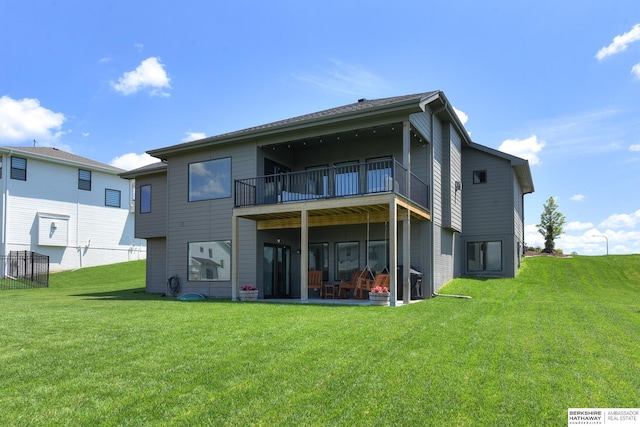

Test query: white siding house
[0,146,146,271]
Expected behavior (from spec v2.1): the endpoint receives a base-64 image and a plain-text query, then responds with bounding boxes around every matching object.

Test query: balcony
[234,159,429,210]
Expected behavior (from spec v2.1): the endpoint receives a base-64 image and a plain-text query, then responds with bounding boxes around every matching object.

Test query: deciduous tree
[537,197,566,254]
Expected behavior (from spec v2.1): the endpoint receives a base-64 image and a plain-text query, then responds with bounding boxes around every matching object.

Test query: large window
[367,240,389,274]
[309,242,329,281]
[140,184,151,213]
[11,157,27,181]
[78,169,91,191]
[188,241,231,281]
[335,161,358,196]
[467,241,502,272]
[189,157,231,201]
[336,241,359,281]
[105,188,121,208]
[366,157,393,193]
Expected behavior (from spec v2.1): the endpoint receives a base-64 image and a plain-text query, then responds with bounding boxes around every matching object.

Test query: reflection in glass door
[263,244,291,298]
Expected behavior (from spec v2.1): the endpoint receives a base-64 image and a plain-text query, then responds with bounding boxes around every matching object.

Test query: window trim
[467,240,503,272]
[188,240,232,281]
[10,156,27,181]
[473,170,487,184]
[78,169,92,191]
[188,157,232,202]
[105,188,121,208]
[140,184,151,214]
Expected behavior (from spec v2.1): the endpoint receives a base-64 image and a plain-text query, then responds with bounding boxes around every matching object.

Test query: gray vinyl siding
[134,173,167,239]
[461,147,519,277]
[462,150,514,235]
[146,237,167,293]
[441,123,462,232]
[165,143,256,298]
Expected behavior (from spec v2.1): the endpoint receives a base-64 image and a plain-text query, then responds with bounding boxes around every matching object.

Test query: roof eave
[148,94,434,159]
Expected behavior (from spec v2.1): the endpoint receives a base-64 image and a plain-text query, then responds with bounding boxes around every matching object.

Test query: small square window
[78,169,92,191]
[473,170,487,184]
[105,188,121,207]
[11,157,27,181]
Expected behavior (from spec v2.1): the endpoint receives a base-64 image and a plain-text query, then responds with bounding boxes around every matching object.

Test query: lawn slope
[0,256,638,426]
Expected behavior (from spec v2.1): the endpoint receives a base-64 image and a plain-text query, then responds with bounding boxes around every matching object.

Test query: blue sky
[1,1,639,255]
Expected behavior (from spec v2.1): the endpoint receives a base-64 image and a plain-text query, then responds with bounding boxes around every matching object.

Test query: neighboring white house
[0,146,146,271]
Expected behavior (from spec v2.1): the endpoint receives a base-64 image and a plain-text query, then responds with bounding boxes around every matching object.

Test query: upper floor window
[473,170,487,184]
[140,184,151,213]
[105,188,121,208]
[0,156,3,178]
[188,157,231,202]
[78,169,92,191]
[11,157,27,181]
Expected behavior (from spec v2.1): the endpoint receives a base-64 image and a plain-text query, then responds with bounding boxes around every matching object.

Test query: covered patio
[231,191,430,306]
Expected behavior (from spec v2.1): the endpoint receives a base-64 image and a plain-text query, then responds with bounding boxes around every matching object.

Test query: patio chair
[308,270,323,297]
[338,270,364,299]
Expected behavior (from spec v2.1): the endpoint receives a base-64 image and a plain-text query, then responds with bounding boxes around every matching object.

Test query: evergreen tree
[537,197,566,253]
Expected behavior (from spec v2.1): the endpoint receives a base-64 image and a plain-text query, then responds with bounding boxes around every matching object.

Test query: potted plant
[369,285,390,306]
[239,285,259,301]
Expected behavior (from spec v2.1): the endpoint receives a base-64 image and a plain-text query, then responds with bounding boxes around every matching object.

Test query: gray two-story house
[121,91,534,306]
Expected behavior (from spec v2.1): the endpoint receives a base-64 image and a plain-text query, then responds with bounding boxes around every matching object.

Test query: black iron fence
[0,251,50,290]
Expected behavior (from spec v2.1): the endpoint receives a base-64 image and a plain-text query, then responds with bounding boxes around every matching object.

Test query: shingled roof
[0,146,125,173]
[148,91,442,158]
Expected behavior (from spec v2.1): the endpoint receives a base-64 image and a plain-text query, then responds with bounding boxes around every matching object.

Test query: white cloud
[111,57,171,96]
[453,107,468,125]
[599,209,640,229]
[498,135,545,164]
[110,152,157,170]
[182,131,206,142]
[82,132,90,137]
[293,59,388,97]
[630,144,640,152]
[570,194,586,201]
[134,43,144,52]
[595,23,640,60]
[99,56,112,64]
[565,221,593,231]
[0,96,65,143]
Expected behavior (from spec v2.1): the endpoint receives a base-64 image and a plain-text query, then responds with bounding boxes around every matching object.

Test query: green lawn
[1,255,639,426]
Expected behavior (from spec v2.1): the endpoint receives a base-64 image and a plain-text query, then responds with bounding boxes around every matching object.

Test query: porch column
[403,213,411,305]
[402,121,411,305]
[389,200,398,307]
[231,214,238,301]
[300,209,309,301]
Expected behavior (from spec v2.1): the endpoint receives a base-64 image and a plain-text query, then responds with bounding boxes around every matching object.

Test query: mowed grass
[1,255,639,426]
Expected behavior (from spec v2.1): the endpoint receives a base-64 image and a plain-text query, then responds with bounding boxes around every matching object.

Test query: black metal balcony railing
[234,159,429,210]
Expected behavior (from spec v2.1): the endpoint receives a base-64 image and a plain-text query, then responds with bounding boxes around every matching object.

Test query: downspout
[2,150,13,259]
[429,99,447,298]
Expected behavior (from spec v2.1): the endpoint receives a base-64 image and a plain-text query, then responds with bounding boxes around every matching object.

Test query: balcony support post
[389,199,398,307]
[300,209,309,301]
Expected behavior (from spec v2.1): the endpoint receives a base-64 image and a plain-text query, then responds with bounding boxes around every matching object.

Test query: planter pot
[239,289,259,301]
[369,292,390,306]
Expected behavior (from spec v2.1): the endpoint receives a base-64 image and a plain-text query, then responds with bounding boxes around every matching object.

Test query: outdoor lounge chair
[338,270,364,298]
[308,270,323,297]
